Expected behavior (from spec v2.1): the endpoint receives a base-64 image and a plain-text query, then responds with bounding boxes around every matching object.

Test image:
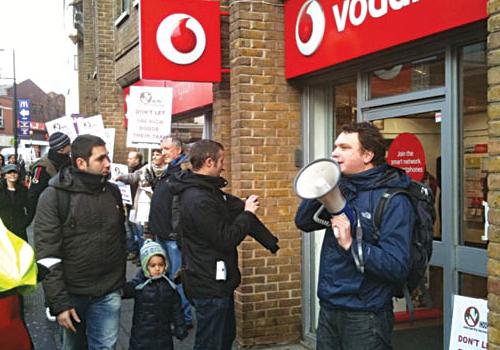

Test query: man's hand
[330,213,352,250]
[244,195,260,214]
[57,308,81,333]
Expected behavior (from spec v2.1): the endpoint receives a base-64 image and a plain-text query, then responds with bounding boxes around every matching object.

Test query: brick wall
[488,1,500,348]
[80,0,126,162]
[229,0,303,345]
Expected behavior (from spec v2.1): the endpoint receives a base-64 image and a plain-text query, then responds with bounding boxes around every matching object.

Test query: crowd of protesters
[0,121,417,350]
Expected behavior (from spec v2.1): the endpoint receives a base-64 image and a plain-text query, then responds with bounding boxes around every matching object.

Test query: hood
[169,170,228,196]
[48,166,109,194]
[339,164,411,200]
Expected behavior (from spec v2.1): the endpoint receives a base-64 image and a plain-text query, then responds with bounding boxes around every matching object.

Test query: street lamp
[0,49,18,161]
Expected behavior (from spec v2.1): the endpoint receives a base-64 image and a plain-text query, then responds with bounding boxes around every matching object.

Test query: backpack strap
[373,188,409,241]
[56,189,70,225]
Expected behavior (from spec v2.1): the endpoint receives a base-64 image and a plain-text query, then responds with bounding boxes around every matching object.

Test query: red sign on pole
[140,0,221,82]
[284,0,487,79]
[386,133,426,182]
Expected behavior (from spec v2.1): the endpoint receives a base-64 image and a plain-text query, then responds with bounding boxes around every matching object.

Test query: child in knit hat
[123,239,188,350]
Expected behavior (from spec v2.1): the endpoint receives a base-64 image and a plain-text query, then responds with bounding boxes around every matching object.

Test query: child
[123,239,188,350]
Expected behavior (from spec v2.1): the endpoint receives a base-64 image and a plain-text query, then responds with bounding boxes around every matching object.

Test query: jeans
[127,221,144,254]
[157,238,193,324]
[61,291,121,350]
[316,307,394,350]
[192,297,235,350]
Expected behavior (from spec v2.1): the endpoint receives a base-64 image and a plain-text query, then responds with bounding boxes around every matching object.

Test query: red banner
[285,0,487,78]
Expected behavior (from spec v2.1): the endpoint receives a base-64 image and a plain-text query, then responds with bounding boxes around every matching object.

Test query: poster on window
[386,132,426,181]
[126,86,172,148]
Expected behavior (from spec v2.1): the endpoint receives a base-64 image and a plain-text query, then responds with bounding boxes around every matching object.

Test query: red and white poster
[140,0,221,82]
[284,0,487,78]
[386,132,426,181]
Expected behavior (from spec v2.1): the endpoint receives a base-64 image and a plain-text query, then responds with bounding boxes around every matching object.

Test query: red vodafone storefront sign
[386,133,426,181]
[140,0,221,82]
[284,0,487,79]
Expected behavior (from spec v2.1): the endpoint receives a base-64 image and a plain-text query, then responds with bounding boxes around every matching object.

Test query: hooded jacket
[295,164,415,311]
[169,170,278,299]
[148,153,187,240]
[34,167,126,315]
[0,181,30,241]
[123,271,187,350]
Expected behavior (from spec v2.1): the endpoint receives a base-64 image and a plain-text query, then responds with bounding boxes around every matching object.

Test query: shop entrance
[365,103,444,349]
[363,96,488,349]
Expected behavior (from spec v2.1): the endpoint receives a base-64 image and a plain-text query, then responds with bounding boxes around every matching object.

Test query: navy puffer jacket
[123,271,187,350]
[295,164,415,311]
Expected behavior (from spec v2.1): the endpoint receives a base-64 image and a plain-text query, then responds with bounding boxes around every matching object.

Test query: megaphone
[294,158,349,236]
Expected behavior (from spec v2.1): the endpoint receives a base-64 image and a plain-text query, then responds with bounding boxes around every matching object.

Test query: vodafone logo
[156,13,206,65]
[295,0,325,56]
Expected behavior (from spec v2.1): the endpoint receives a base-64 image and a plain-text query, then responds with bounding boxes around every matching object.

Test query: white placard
[449,295,488,349]
[76,114,106,139]
[45,116,78,141]
[126,86,172,148]
[111,163,129,180]
[112,182,132,205]
[104,128,116,162]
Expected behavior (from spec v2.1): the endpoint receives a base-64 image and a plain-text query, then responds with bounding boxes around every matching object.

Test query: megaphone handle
[313,204,332,228]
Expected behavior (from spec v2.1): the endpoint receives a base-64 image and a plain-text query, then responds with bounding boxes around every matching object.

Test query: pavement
[24,227,309,350]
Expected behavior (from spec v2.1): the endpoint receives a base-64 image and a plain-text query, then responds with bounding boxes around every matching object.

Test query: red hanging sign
[140,0,221,82]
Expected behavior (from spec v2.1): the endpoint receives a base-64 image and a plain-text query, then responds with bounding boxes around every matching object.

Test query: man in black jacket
[34,135,126,350]
[170,139,279,350]
[148,135,192,327]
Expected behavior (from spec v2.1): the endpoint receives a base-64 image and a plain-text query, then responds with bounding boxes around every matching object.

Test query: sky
[0,0,79,113]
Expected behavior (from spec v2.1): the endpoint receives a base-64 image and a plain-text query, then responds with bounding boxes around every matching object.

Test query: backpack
[373,181,436,319]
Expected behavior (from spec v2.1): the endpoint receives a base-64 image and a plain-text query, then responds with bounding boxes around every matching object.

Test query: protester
[295,122,415,350]
[35,134,126,350]
[28,132,71,218]
[0,164,30,242]
[27,131,71,321]
[124,151,145,263]
[7,154,16,164]
[169,139,279,350]
[116,148,165,232]
[122,239,187,350]
[148,136,193,327]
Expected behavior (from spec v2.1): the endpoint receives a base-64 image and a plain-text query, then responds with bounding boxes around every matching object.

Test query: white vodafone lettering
[369,0,388,18]
[332,0,420,33]
[350,0,368,27]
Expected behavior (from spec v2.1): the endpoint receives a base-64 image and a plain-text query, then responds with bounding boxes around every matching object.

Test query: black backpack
[373,181,436,318]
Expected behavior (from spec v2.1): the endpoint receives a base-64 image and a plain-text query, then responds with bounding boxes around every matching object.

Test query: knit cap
[140,240,168,277]
[49,132,71,151]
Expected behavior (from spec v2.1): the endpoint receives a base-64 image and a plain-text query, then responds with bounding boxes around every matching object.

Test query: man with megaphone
[295,122,415,350]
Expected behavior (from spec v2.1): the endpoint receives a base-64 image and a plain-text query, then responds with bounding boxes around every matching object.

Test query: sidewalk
[25,227,308,350]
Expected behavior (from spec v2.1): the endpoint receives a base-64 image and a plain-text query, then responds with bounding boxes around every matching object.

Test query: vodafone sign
[285,0,487,78]
[140,0,220,82]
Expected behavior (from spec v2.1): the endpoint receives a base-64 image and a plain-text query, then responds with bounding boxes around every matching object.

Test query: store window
[460,42,488,249]
[368,53,445,99]
[334,81,357,135]
[171,114,208,145]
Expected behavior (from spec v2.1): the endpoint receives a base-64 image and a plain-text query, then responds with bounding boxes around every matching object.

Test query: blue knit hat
[140,240,168,277]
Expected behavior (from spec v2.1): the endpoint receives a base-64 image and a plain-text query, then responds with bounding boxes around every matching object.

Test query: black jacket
[123,271,187,350]
[148,154,187,240]
[34,167,126,315]
[169,171,279,299]
[0,180,30,241]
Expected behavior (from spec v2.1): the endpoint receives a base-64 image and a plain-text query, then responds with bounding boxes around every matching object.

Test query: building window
[0,108,4,129]
[115,0,130,26]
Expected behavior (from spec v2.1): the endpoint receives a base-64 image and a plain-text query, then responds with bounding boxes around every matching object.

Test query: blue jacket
[295,164,415,311]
